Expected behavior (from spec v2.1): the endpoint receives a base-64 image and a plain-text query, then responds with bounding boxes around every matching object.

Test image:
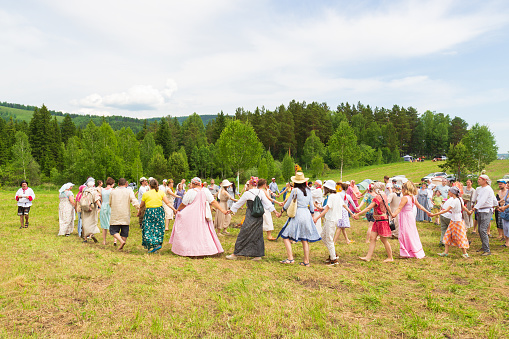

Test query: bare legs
[102,229,108,245]
[112,233,126,250]
[366,222,373,243]
[360,231,393,262]
[333,228,351,244]
[282,238,310,265]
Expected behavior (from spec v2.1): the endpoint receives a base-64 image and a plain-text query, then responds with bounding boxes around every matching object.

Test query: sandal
[299,262,310,267]
[437,252,448,257]
[24,222,29,228]
[279,258,295,264]
[149,245,162,253]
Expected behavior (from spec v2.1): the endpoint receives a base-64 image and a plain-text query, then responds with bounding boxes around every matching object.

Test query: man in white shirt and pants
[472,174,498,256]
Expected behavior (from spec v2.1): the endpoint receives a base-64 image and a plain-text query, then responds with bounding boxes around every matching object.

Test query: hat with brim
[220,179,232,187]
[291,172,309,184]
[140,177,147,182]
[323,180,336,191]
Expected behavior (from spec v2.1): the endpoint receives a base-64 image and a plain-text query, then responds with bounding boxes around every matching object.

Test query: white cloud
[72,79,178,111]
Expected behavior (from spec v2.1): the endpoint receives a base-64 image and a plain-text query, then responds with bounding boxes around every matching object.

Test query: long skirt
[234,201,265,257]
[416,194,430,222]
[99,202,111,230]
[463,201,473,228]
[398,208,425,258]
[81,207,100,239]
[58,200,75,235]
[142,207,165,250]
[214,199,231,230]
[443,220,470,249]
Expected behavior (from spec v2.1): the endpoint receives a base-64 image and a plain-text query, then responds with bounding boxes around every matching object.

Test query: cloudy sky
[2,0,509,151]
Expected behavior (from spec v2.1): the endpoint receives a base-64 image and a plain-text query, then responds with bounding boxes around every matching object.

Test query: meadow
[1,161,508,338]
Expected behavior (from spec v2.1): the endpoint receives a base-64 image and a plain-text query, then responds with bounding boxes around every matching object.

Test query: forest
[0,100,498,187]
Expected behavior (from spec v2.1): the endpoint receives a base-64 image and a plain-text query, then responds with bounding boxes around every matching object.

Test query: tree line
[0,101,497,187]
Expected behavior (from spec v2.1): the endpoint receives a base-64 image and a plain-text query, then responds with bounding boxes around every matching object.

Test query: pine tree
[155,117,173,158]
[60,114,76,144]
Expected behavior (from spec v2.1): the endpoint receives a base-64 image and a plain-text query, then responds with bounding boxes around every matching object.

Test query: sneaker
[481,252,491,256]
[461,253,470,259]
[328,259,339,266]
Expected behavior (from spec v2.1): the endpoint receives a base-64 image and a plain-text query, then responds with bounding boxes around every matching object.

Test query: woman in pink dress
[169,177,228,257]
[389,181,427,259]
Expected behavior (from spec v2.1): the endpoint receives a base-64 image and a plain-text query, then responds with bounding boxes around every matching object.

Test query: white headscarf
[59,182,74,193]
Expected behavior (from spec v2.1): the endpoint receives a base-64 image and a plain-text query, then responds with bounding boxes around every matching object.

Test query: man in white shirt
[109,178,140,250]
[472,174,498,255]
[15,180,35,228]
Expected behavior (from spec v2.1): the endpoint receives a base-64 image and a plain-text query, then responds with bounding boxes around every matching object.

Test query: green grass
[1,161,508,338]
[0,105,64,123]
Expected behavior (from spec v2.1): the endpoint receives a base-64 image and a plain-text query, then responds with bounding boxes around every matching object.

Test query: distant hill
[0,101,220,133]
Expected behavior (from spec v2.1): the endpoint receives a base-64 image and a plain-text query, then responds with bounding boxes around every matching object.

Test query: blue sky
[1,0,508,152]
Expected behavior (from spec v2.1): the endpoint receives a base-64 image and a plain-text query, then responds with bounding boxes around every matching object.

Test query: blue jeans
[77,212,82,237]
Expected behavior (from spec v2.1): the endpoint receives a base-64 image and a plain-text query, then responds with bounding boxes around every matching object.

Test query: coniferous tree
[155,117,173,158]
[60,114,76,144]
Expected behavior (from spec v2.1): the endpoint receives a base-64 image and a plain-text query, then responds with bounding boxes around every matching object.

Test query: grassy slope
[0,105,65,123]
[1,161,508,338]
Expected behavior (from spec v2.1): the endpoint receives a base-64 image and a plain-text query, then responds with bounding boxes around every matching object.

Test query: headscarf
[249,176,259,186]
[76,185,86,202]
[372,182,385,195]
[59,182,74,193]
[479,174,491,185]
[85,177,95,187]
[449,186,460,196]
[191,177,202,185]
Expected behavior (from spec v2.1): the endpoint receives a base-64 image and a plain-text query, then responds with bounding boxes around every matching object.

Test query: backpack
[250,191,265,218]
[80,188,95,212]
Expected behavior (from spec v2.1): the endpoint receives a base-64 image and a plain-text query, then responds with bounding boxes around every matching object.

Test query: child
[431,190,443,225]
[313,180,353,265]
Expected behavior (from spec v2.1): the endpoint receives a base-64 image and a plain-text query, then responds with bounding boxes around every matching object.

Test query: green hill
[0,101,221,132]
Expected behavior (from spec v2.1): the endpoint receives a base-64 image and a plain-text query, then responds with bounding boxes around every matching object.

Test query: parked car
[421,172,447,182]
[432,156,447,161]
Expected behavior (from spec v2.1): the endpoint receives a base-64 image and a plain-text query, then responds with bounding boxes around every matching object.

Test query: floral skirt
[142,207,165,250]
[443,220,469,249]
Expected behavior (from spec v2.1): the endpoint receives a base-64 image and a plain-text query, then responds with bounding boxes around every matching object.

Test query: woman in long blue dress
[416,183,431,222]
[173,183,185,210]
[277,172,321,266]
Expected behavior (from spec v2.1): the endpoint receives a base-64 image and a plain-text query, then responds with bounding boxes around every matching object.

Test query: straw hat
[220,179,232,187]
[291,172,309,184]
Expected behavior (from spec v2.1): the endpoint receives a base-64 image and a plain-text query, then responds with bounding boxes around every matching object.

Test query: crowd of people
[15,169,509,265]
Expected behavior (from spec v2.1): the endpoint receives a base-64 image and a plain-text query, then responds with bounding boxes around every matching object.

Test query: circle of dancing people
[49,170,507,264]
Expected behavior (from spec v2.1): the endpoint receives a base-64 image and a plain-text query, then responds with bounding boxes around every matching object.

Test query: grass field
[1,161,508,338]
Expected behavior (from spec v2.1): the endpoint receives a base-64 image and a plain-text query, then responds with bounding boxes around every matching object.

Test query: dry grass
[1,161,508,338]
